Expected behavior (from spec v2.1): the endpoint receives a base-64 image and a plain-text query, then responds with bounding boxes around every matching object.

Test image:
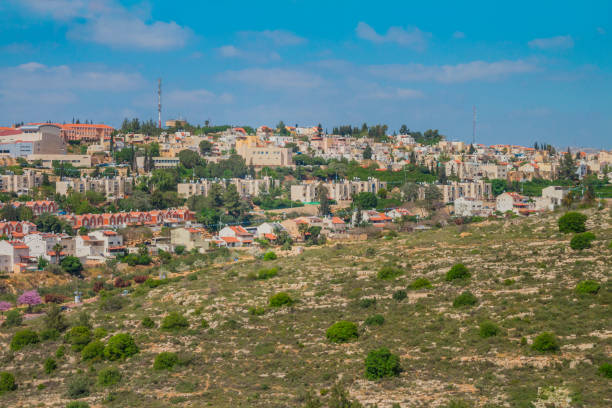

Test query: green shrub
[97,366,121,386]
[161,312,189,331]
[81,340,105,361]
[257,267,279,280]
[409,277,432,289]
[392,290,407,301]
[453,291,478,308]
[598,362,612,378]
[326,321,359,343]
[575,280,600,295]
[2,310,22,328]
[67,326,92,351]
[444,400,472,408]
[10,329,39,351]
[269,292,294,307]
[558,212,587,233]
[67,376,90,399]
[104,333,138,361]
[93,327,107,339]
[446,263,470,281]
[44,357,57,374]
[364,314,385,326]
[570,232,596,250]
[66,402,90,408]
[359,298,376,308]
[532,332,560,353]
[0,372,17,394]
[263,251,277,261]
[142,317,155,328]
[364,347,401,380]
[40,328,60,341]
[99,295,126,312]
[377,266,403,280]
[154,352,179,370]
[479,321,500,338]
[248,306,265,316]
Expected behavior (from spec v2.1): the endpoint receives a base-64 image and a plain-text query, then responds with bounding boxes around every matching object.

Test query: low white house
[454,197,484,217]
[218,226,254,247]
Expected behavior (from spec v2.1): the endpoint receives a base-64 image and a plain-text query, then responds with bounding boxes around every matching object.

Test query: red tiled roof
[221,236,239,243]
[264,233,277,240]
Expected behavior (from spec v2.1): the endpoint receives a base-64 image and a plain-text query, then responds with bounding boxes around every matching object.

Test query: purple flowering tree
[18,290,42,312]
[0,301,11,314]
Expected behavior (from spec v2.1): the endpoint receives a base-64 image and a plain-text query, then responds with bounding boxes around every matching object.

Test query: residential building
[14,200,58,216]
[290,178,387,202]
[438,180,492,203]
[0,221,37,238]
[0,124,66,157]
[0,240,35,273]
[28,154,91,168]
[0,170,43,194]
[61,124,113,143]
[177,177,279,199]
[88,230,125,258]
[171,227,210,253]
[56,176,134,199]
[454,197,484,217]
[218,225,254,247]
[496,192,534,215]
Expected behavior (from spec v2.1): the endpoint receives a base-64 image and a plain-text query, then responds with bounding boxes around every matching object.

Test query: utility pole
[158,78,162,129]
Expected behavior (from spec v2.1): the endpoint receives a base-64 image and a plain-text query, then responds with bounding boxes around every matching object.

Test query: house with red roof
[218,225,254,247]
[0,240,36,272]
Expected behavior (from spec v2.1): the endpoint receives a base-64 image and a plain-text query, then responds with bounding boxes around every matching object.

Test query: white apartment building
[0,170,43,195]
[290,178,387,202]
[437,180,492,203]
[56,176,134,199]
[453,197,484,217]
[177,177,279,199]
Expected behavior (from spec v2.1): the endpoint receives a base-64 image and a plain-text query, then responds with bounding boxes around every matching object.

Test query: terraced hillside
[1,207,611,407]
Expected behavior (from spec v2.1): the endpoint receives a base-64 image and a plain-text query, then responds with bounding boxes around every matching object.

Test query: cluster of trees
[331,123,389,141]
[186,183,251,230]
[399,126,444,145]
[119,118,162,136]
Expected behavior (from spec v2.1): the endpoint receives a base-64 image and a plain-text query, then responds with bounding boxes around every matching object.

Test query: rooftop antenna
[472,105,476,146]
[157,78,162,129]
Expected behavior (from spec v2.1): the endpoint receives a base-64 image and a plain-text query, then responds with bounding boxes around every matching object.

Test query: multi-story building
[28,154,91,168]
[61,124,113,143]
[56,176,134,199]
[177,177,279,199]
[290,178,388,202]
[453,197,485,217]
[0,170,43,194]
[0,240,35,273]
[437,180,492,203]
[0,124,66,158]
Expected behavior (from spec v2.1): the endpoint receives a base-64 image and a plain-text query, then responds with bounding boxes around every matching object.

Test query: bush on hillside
[409,277,432,290]
[531,332,560,353]
[575,280,600,295]
[81,340,105,361]
[364,347,401,380]
[446,263,470,281]
[359,298,377,308]
[377,266,403,280]
[263,251,277,261]
[392,290,407,301]
[257,267,279,280]
[269,292,294,307]
[558,212,587,233]
[570,232,596,250]
[40,328,60,341]
[598,363,612,378]
[326,321,359,343]
[97,366,121,387]
[154,352,179,370]
[453,291,478,308]
[66,402,90,408]
[66,376,90,399]
[2,310,22,328]
[142,316,155,328]
[44,357,57,374]
[364,314,385,326]
[479,321,500,338]
[104,333,138,360]
[67,326,91,351]
[10,329,39,351]
[0,372,17,394]
[161,312,189,331]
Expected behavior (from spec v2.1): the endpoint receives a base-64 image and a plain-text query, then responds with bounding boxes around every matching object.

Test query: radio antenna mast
[157,78,162,129]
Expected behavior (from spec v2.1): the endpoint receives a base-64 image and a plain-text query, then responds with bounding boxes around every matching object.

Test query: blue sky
[0,0,610,148]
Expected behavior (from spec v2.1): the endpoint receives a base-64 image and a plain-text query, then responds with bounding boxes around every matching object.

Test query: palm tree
[52,243,63,265]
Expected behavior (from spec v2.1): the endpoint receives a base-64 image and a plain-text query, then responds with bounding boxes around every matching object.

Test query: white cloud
[370,88,424,100]
[239,29,307,46]
[166,89,233,104]
[528,35,574,50]
[368,60,537,83]
[453,31,466,39]
[217,45,281,63]
[18,0,191,50]
[355,22,429,50]
[219,68,323,89]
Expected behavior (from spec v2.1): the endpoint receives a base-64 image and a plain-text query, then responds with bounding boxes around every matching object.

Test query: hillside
[0,208,611,407]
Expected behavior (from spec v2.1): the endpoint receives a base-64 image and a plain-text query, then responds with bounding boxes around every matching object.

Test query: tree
[558,212,587,233]
[52,242,63,265]
[364,347,401,380]
[223,184,244,218]
[362,145,373,160]
[178,149,201,169]
[353,192,377,210]
[199,140,213,155]
[60,256,83,277]
[424,184,443,209]
[277,121,290,136]
[401,182,420,202]
[316,183,330,216]
[399,124,409,135]
[18,290,42,312]
[558,148,578,181]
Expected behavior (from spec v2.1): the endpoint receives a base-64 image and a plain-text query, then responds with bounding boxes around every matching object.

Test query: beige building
[438,180,492,203]
[235,135,292,167]
[56,176,134,199]
[28,154,91,168]
[290,178,387,202]
[170,227,210,253]
[0,170,43,194]
[177,176,279,199]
